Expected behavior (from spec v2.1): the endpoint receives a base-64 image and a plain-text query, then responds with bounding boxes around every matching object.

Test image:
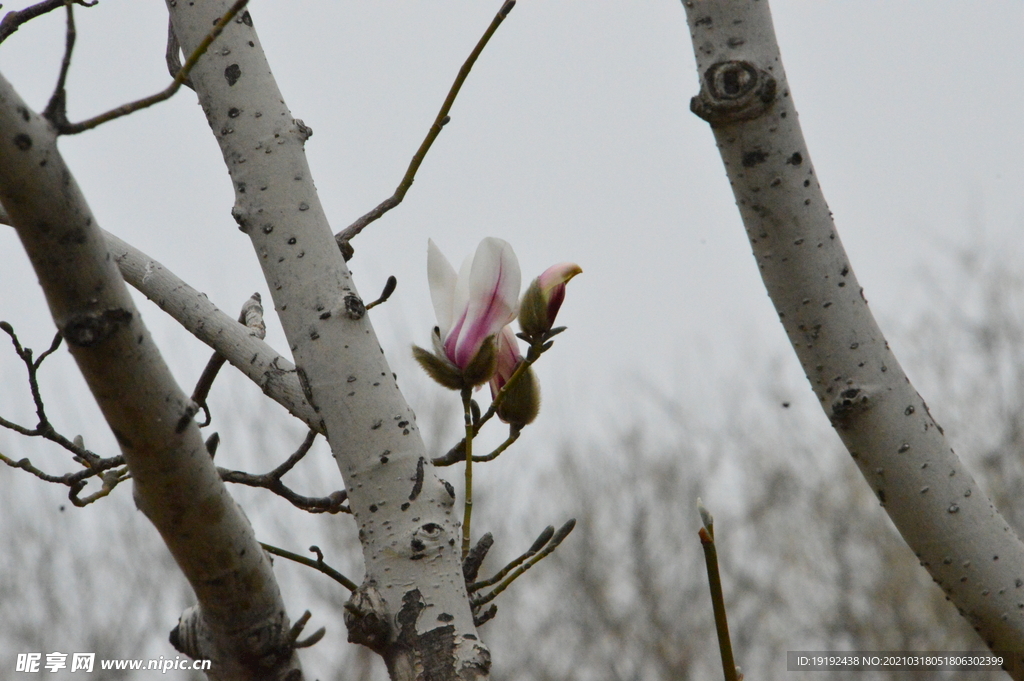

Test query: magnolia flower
[518,262,583,338]
[414,238,521,389]
[489,325,540,426]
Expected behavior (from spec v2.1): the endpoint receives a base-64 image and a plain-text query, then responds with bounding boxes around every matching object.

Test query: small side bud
[697,497,714,536]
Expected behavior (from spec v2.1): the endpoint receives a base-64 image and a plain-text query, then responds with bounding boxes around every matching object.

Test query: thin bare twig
[192,293,265,427]
[260,542,358,592]
[41,0,76,123]
[217,430,350,514]
[470,519,575,607]
[472,427,520,463]
[0,449,127,502]
[334,0,516,258]
[468,524,552,592]
[0,0,94,45]
[284,610,326,650]
[0,321,128,505]
[0,322,98,460]
[0,322,342,512]
[54,0,248,134]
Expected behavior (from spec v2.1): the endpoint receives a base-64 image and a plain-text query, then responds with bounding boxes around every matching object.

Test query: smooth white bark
[0,72,304,681]
[164,3,488,677]
[104,230,320,430]
[681,0,1024,671]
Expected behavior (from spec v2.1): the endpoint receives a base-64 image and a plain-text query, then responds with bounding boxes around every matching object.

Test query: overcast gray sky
[2,0,1022,460]
[2,3,1024,678]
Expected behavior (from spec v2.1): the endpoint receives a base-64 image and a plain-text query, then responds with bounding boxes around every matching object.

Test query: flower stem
[475,340,542,433]
[473,427,520,463]
[432,330,563,469]
[461,386,474,561]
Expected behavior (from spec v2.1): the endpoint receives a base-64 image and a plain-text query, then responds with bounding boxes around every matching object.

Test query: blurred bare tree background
[3,239,1022,680]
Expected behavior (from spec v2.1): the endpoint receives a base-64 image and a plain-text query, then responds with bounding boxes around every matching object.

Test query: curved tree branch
[0,71,305,681]
[680,0,1024,671]
[49,0,248,134]
[103,230,321,432]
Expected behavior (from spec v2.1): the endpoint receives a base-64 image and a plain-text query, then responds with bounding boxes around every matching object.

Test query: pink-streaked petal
[443,254,476,365]
[536,262,581,329]
[546,282,566,323]
[452,238,521,367]
[490,325,522,395]
[537,262,582,293]
[451,253,474,336]
[427,239,459,338]
[443,308,468,365]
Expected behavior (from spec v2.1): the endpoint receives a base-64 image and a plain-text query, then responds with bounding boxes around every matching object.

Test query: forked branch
[217,430,351,515]
[681,0,1024,668]
[467,519,575,627]
[0,325,343,512]
[0,0,95,45]
[44,0,248,134]
[0,322,126,506]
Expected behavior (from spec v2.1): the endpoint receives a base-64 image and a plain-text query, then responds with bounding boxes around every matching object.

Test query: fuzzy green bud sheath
[518,262,582,338]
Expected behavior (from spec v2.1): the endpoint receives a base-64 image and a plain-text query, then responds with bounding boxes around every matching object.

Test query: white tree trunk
[681,0,1024,672]
[165,2,489,677]
[0,73,304,681]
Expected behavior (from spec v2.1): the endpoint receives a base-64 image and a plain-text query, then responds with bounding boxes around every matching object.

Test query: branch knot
[62,308,133,347]
[690,60,777,126]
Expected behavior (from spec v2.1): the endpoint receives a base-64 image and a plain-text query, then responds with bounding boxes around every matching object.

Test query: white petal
[427,239,458,337]
[453,253,474,333]
[451,238,521,366]
[469,237,521,323]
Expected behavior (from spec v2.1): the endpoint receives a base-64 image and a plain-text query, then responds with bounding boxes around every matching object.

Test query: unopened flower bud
[495,364,539,426]
[490,326,540,426]
[518,262,581,338]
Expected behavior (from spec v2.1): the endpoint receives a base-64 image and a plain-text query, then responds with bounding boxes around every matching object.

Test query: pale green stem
[473,428,520,463]
[461,386,474,560]
[475,341,541,434]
